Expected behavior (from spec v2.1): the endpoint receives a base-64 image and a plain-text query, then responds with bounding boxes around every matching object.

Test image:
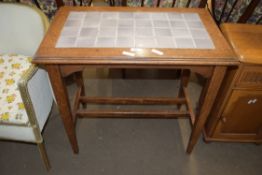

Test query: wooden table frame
[34,6,238,154]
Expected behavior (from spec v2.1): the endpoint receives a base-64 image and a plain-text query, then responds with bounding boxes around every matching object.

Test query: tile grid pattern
[56,11,215,49]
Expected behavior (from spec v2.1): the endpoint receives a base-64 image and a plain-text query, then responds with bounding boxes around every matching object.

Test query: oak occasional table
[33,6,237,154]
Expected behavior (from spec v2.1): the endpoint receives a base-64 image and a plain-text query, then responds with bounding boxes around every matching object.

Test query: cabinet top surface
[34,7,237,66]
[221,23,262,65]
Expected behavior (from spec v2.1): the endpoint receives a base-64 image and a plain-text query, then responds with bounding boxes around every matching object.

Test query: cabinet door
[214,90,262,141]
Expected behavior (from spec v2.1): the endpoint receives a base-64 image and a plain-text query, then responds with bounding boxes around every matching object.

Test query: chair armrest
[18,65,53,131]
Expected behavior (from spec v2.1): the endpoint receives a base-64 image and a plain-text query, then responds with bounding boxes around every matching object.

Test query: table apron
[54,64,215,78]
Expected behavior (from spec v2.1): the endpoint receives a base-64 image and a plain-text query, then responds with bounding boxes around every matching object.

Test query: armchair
[0,3,53,170]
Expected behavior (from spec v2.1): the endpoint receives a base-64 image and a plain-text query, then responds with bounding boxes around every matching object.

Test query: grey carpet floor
[1,70,262,175]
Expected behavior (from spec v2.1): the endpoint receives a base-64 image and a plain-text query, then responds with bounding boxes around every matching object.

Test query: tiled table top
[56,11,214,49]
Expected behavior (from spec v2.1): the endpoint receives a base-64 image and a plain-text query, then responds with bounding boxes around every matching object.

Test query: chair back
[109,0,208,8]
[0,3,49,56]
[212,0,262,24]
[55,0,93,8]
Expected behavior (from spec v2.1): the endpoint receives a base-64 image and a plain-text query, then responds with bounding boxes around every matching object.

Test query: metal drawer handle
[247,99,257,104]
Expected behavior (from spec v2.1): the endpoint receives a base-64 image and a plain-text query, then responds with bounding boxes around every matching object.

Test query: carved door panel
[214,90,262,140]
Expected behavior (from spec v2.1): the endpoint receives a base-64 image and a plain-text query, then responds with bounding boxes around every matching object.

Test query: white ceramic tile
[100,19,117,27]
[96,37,115,43]
[57,37,76,44]
[154,28,172,36]
[151,13,168,20]
[98,27,117,37]
[194,38,214,49]
[118,19,134,27]
[56,37,76,48]
[76,37,96,47]
[135,28,154,37]
[80,28,98,37]
[116,37,134,47]
[191,29,210,38]
[115,42,134,48]
[102,12,118,19]
[135,37,156,48]
[118,28,134,37]
[168,13,183,20]
[187,21,204,29]
[60,27,80,37]
[134,13,150,19]
[156,37,175,48]
[83,19,100,27]
[170,21,187,28]
[183,13,201,21]
[119,12,134,19]
[117,37,133,43]
[84,12,101,20]
[135,20,152,27]
[67,12,86,20]
[56,42,76,48]
[172,28,191,38]
[56,11,214,49]
[153,20,170,28]
[96,37,115,47]
[175,38,195,48]
[64,20,82,27]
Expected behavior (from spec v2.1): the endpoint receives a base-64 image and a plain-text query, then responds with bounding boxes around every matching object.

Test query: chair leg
[37,142,51,171]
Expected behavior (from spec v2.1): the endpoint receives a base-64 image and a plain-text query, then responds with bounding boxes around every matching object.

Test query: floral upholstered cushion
[0,54,32,125]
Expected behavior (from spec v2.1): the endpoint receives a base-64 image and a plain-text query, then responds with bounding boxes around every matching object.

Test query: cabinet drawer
[235,65,262,88]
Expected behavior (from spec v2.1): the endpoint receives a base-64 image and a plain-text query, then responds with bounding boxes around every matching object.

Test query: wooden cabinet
[204,24,262,143]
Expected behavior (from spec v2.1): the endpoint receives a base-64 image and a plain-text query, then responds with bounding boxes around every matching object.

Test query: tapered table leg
[46,65,79,153]
[186,66,226,153]
[178,69,191,110]
[74,71,86,108]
